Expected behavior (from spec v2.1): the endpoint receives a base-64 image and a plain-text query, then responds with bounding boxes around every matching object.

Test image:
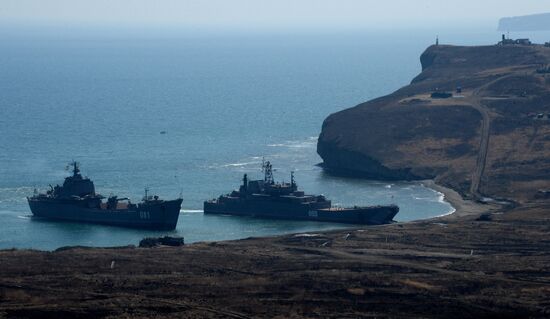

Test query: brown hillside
[318,44,550,202]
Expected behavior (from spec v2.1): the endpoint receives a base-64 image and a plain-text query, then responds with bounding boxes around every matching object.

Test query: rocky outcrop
[318,44,550,200]
[317,142,422,180]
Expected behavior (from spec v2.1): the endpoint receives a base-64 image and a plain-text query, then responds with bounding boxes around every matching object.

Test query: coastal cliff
[318,44,550,200]
[498,13,550,31]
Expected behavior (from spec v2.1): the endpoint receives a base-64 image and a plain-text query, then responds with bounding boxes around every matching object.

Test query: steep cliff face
[318,44,550,200]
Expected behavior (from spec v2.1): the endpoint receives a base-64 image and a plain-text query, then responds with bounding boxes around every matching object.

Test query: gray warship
[204,161,399,225]
[27,162,183,230]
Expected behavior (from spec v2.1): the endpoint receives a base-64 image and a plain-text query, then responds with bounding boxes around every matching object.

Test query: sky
[1,0,549,31]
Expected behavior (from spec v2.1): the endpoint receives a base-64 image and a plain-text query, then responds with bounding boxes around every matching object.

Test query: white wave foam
[436,192,447,204]
[435,206,457,217]
[221,161,261,168]
[180,209,203,214]
[429,190,456,216]
[267,143,315,148]
[267,138,317,149]
[294,233,322,237]
[0,186,35,192]
[206,160,262,169]
[413,196,433,201]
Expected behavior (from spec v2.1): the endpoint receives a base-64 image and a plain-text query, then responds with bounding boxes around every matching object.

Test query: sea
[1,27,548,250]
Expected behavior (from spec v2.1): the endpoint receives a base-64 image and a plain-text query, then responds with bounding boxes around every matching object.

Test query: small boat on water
[27,162,182,230]
[204,161,399,225]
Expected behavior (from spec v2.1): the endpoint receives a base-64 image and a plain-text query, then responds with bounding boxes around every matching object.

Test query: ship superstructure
[28,162,182,230]
[204,161,398,225]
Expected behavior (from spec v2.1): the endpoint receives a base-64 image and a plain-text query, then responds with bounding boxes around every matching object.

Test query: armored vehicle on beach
[204,161,399,225]
[28,162,182,230]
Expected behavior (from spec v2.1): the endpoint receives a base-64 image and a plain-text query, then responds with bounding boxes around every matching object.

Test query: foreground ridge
[1,200,549,318]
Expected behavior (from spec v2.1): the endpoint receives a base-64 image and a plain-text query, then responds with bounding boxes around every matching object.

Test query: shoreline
[0,179,482,252]
[0,178,466,252]
[421,180,499,220]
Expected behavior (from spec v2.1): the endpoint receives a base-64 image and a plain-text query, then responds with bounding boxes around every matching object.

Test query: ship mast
[68,161,81,177]
[262,160,274,184]
[143,187,149,201]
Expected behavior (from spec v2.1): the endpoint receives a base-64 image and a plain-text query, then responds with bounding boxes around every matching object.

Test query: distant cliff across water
[498,13,550,31]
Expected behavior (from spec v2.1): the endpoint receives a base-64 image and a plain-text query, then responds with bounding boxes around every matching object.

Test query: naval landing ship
[204,161,399,225]
[28,162,182,230]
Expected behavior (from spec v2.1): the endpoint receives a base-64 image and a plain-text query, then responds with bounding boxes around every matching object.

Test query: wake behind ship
[204,161,399,225]
[28,162,183,230]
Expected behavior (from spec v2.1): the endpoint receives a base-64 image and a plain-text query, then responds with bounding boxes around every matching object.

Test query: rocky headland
[318,43,550,202]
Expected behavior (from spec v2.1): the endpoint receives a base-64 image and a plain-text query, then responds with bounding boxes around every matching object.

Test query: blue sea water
[4,27,544,250]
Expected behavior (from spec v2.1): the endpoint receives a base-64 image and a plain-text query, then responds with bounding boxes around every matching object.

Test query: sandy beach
[423,180,503,220]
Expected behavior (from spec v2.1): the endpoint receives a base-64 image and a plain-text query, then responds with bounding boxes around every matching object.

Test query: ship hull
[28,198,182,230]
[204,200,398,225]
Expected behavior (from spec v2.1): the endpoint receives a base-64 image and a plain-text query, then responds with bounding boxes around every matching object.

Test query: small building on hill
[516,38,532,45]
[431,91,453,99]
[498,34,531,46]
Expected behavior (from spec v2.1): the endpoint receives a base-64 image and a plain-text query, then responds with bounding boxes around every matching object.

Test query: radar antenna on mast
[66,160,81,177]
[262,160,274,184]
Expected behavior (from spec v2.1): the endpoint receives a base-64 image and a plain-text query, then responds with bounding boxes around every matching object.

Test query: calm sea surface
[3,28,545,250]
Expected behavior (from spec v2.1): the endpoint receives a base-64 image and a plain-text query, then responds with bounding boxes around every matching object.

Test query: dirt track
[467,96,491,197]
[467,73,518,197]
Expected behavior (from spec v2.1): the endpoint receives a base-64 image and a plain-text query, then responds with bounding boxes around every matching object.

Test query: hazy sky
[1,0,549,30]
